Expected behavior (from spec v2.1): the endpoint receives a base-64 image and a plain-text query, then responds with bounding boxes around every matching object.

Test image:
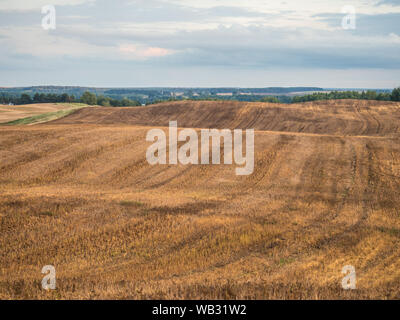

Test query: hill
[52,99,400,136]
[0,99,400,299]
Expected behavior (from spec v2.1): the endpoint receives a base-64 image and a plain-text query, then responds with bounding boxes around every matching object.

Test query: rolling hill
[51,99,400,136]
[0,100,400,299]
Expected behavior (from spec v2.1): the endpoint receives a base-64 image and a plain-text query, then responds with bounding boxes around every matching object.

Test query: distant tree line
[79,91,141,106]
[1,88,399,106]
[146,88,400,105]
[0,91,141,107]
[291,89,400,103]
[259,96,281,103]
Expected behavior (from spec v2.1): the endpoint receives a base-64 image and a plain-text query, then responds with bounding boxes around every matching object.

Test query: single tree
[391,87,400,102]
[80,91,97,105]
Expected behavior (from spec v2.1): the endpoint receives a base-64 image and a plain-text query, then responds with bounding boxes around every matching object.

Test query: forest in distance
[1,86,399,106]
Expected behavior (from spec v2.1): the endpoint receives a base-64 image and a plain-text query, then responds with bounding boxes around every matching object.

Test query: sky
[0,0,399,88]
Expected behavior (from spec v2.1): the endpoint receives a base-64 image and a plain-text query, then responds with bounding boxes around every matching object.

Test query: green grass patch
[278,257,295,266]
[0,106,86,126]
[39,211,56,217]
[119,200,145,208]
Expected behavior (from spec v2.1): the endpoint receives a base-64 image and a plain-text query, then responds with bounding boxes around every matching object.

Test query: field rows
[1,117,400,298]
[53,100,400,137]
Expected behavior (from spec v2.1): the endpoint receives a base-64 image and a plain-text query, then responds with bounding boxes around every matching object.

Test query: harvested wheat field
[0,103,85,124]
[1,99,400,299]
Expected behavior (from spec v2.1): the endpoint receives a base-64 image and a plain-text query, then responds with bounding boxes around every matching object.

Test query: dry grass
[1,100,400,299]
[52,99,400,137]
[0,103,88,124]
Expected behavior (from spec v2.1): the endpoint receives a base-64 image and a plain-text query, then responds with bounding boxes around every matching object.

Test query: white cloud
[389,32,400,43]
[0,0,95,11]
[119,44,176,59]
[0,0,399,86]
[0,27,177,62]
[0,27,112,58]
[161,0,400,14]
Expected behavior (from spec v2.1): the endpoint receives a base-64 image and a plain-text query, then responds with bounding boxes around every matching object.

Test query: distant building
[171,92,184,97]
[216,93,233,96]
[8,102,14,106]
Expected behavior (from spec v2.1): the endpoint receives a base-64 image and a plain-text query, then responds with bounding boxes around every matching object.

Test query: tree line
[291,89,400,103]
[147,88,400,104]
[1,88,400,106]
[0,91,141,107]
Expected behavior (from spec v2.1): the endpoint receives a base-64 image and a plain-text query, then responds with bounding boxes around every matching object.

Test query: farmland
[0,103,87,125]
[1,100,400,299]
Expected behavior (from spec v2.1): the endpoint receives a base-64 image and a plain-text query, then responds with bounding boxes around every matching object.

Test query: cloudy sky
[0,0,399,88]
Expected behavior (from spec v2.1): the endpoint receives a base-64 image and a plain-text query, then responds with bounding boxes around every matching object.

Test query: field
[0,103,87,125]
[1,99,400,299]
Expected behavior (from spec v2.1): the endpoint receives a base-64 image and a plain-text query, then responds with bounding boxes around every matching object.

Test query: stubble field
[0,103,85,124]
[1,99,400,299]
